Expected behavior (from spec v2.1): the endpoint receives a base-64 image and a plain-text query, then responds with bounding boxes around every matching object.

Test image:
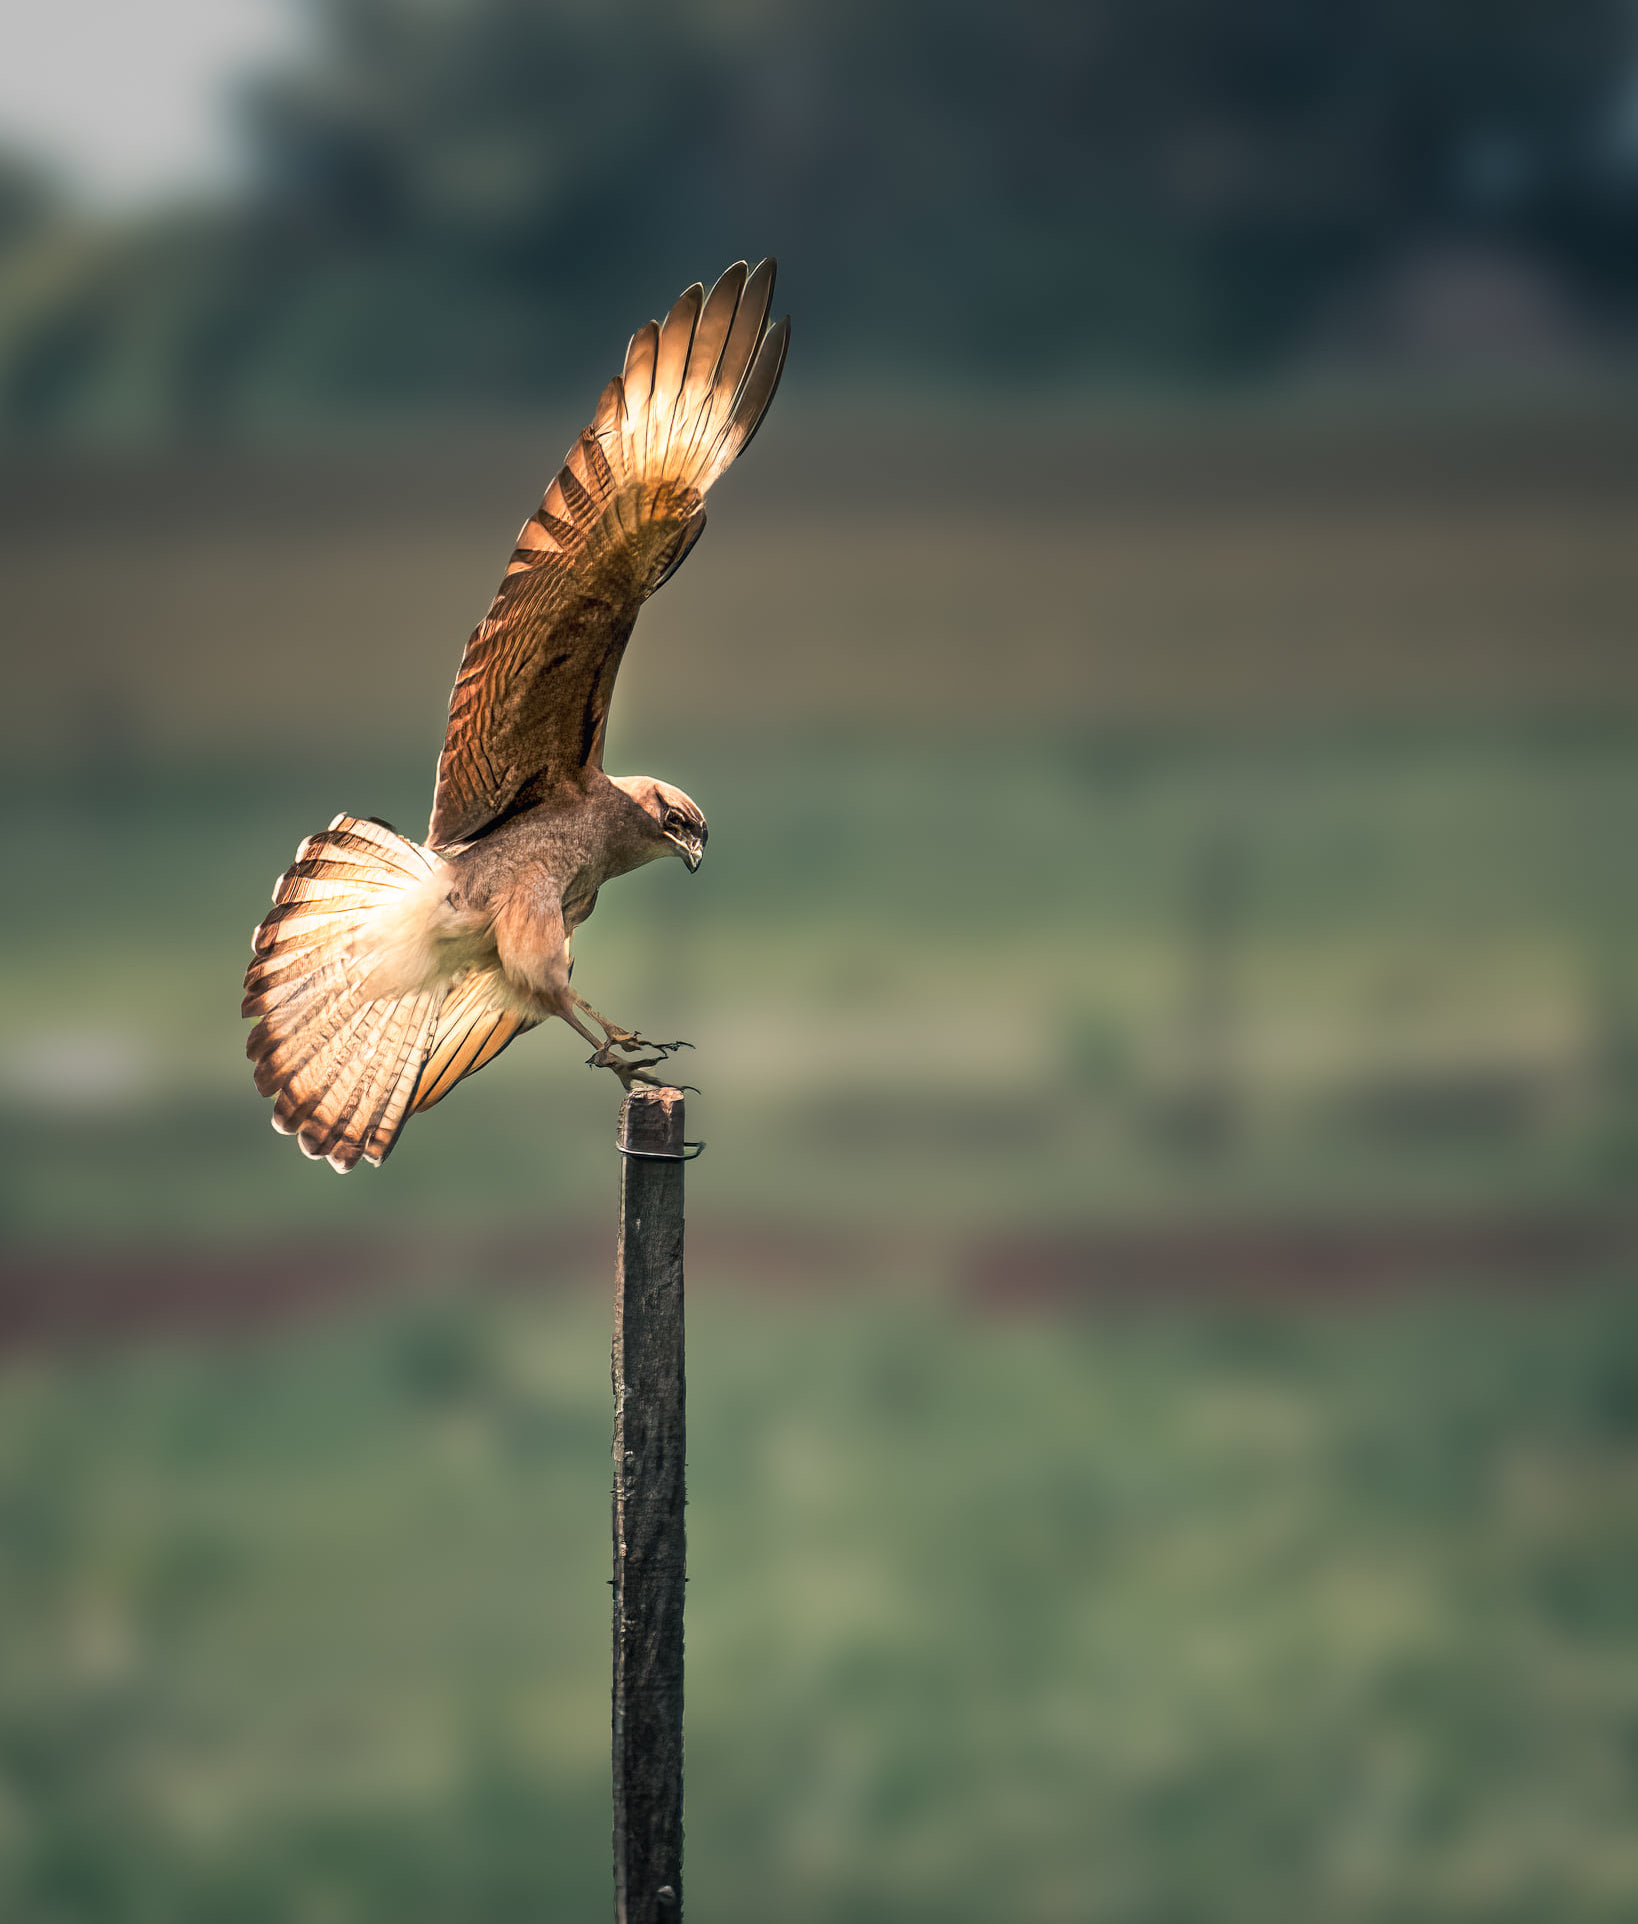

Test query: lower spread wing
[410,967,538,1114]
[428,259,790,850]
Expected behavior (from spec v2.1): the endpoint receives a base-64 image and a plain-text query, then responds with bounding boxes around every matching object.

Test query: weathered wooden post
[612,1085,692,1922]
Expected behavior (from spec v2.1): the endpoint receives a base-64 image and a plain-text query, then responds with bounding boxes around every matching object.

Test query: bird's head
[615,777,709,872]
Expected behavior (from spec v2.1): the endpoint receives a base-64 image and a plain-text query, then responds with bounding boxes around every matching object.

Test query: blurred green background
[4,3,1638,1919]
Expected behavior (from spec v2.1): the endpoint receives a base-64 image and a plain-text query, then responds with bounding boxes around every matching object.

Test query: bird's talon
[587,1044,684,1091]
[601,1030,690,1059]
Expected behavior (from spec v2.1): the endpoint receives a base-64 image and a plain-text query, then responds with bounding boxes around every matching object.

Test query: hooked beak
[669,831,705,873]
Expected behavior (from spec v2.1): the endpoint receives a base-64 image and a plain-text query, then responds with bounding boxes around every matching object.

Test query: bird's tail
[242,815,449,1172]
[503,258,789,583]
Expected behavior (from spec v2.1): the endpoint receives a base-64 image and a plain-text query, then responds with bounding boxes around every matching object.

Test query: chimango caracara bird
[243,260,789,1171]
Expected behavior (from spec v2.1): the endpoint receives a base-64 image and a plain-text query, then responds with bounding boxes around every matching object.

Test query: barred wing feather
[427,260,789,849]
[410,970,539,1114]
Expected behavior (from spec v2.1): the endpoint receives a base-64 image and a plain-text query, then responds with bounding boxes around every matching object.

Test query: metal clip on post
[617,1103,705,1161]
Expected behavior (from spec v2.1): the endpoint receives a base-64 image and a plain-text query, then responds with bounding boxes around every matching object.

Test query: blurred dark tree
[1,0,1636,431]
[0,151,60,254]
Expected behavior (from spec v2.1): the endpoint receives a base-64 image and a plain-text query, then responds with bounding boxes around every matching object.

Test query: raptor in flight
[243,261,789,1171]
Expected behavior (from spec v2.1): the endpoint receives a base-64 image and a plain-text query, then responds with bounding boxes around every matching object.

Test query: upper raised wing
[428,259,789,849]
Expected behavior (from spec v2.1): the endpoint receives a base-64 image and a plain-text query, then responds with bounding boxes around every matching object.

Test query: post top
[618,1086,687,1158]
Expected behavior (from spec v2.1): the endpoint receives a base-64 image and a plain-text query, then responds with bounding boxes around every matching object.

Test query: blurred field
[3,1285,1638,1923]
[4,721,1638,1262]
[5,393,1638,1919]
[4,393,1638,770]
[4,395,1638,1258]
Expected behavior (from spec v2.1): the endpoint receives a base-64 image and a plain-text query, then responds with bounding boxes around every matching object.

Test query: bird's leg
[550,998,668,1089]
[566,990,691,1064]
[493,878,688,1089]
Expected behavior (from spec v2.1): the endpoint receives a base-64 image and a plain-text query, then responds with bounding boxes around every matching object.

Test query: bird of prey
[242,261,789,1171]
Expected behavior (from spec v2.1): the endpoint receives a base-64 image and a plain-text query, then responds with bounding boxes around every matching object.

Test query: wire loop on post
[616,1137,706,1162]
[616,1095,704,1161]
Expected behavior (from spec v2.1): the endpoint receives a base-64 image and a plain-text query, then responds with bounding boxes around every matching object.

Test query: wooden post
[612,1085,689,1922]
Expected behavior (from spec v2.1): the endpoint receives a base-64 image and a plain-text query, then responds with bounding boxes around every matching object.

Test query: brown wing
[409,967,538,1114]
[428,259,790,849]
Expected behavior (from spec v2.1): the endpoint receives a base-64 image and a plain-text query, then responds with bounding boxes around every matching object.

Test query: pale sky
[0,0,302,205]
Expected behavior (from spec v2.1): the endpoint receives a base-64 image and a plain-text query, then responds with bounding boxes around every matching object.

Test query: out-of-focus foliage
[2,0,1638,432]
[3,1286,1638,1923]
[0,151,59,255]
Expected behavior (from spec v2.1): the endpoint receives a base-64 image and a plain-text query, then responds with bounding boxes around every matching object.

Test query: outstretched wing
[428,259,790,849]
[409,966,539,1115]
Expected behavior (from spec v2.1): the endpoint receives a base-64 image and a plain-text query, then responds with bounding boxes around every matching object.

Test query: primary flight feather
[243,261,790,1171]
